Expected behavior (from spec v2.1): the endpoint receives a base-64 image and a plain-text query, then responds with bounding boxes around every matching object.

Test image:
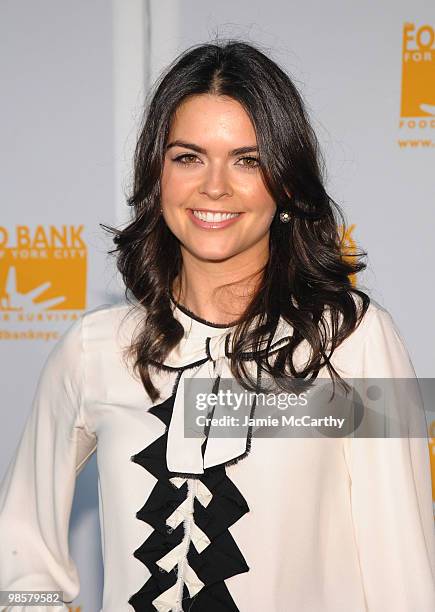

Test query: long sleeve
[0,316,97,612]
[343,305,435,611]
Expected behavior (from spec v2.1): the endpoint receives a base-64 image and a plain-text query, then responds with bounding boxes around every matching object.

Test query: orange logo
[400,23,435,118]
[339,224,358,287]
[0,225,87,317]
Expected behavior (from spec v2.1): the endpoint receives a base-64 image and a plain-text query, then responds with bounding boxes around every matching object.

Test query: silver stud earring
[279,210,291,223]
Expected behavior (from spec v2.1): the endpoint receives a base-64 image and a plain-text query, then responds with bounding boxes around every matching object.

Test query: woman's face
[160,94,277,264]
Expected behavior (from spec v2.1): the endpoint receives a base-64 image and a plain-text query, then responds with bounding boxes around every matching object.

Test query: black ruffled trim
[128,369,252,611]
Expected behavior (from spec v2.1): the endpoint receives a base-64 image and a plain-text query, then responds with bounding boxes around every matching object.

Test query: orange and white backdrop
[0,1,434,610]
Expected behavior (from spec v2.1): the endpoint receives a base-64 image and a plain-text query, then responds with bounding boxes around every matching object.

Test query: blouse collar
[154,297,294,475]
[163,295,293,367]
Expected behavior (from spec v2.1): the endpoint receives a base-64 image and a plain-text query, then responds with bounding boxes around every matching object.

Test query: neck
[172,244,269,326]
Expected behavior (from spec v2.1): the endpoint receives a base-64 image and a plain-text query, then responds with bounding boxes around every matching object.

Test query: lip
[187,208,244,230]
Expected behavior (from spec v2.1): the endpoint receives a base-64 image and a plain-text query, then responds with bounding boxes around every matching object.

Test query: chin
[190,248,238,263]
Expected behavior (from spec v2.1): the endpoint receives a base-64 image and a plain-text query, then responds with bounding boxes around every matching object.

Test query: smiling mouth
[190,209,242,222]
[187,208,244,229]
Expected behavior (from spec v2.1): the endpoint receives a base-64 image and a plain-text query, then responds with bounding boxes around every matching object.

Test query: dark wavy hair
[102,39,370,403]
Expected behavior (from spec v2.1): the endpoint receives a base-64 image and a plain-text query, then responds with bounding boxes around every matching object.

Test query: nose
[198,163,233,199]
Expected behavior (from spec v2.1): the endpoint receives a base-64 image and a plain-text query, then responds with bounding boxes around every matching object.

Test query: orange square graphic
[401,23,435,118]
[0,225,87,311]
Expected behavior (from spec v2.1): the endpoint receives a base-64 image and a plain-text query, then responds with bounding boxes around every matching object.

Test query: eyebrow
[166,140,259,156]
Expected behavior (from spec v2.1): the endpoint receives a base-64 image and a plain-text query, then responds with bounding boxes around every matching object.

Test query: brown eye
[173,154,199,164]
[238,156,260,168]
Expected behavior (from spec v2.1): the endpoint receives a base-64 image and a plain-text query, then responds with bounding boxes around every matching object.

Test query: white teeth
[192,210,240,222]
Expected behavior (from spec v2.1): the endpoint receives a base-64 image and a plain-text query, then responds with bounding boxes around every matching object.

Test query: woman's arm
[343,305,435,611]
[0,316,97,612]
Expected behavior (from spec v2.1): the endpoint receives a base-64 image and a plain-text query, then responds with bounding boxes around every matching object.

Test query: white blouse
[0,297,434,612]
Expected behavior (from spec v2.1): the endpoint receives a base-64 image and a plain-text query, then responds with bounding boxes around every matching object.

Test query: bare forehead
[168,95,257,148]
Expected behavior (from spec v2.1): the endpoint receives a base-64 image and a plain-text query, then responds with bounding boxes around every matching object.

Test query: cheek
[249,186,277,220]
[161,166,193,210]
[239,177,275,209]
[160,165,176,203]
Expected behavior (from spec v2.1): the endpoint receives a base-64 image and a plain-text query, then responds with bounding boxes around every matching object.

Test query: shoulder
[80,299,137,327]
[349,295,408,351]
[351,295,393,336]
[79,300,144,346]
[328,292,399,339]
[326,295,415,378]
[54,300,144,365]
[321,293,393,351]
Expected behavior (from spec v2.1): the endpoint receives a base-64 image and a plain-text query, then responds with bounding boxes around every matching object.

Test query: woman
[0,40,434,612]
